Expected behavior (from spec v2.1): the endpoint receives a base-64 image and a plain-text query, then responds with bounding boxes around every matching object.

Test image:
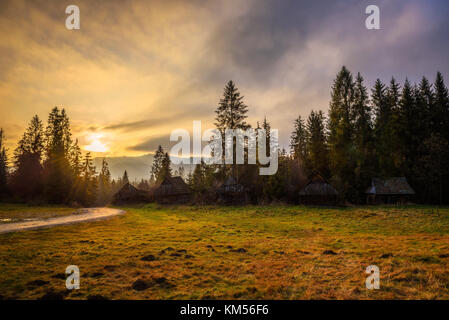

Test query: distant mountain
[93,154,195,182]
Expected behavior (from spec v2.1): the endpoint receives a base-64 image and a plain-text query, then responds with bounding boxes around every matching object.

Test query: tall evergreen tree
[0,129,8,197]
[434,72,449,140]
[214,80,250,178]
[43,107,73,203]
[290,115,308,164]
[328,66,357,200]
[398,79,417,176]
[122,170,129,185]
[159,152,172,182]
[372,79,394,176]
[98,158,111,204]
[151,145,165,184]
[306,110,329,178]
[11,115,44,200]
[215,80,250,133]
[79,152,97,206]
[352,73,374,196]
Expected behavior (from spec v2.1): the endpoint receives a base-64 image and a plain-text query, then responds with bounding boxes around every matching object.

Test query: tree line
[1,66,448,205]
[0,107,123,206]
[181,68,449,204]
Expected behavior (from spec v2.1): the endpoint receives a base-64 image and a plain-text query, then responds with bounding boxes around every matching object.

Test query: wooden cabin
[216,177,247,205]
[365,177,415,204]
[113,182,150,204]
[299,172,338,205]
[154,176,192,204]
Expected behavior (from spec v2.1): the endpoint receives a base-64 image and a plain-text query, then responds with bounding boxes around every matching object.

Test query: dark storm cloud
[196,0,449,90]
[129,134,174,152]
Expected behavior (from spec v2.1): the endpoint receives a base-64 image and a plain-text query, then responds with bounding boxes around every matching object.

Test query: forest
[0,66,448,206]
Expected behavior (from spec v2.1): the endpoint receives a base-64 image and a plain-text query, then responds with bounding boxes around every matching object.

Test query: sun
[84,133,109,153]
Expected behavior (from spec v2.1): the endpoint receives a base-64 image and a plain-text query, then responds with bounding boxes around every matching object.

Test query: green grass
[0,203,448,299]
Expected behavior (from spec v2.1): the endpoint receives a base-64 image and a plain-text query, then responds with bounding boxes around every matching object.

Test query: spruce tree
[328,66,357,200]
[306,110,330,178]
[43,107,73,203]
[215,80,249,132]
[98,158,111,204]
[372,79,395,177]
[11,115,44,200]
[434,72,449,140]
[151,145,164,184]
[79,152,97,206]
[122,170,129,185]
[0,129,8,197]
[214,80,250,178]
[353,73,374,187]
[158,152,172,182]
[290,115,308,165]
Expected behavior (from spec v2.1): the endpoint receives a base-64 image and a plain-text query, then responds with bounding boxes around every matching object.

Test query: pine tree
[429,72,449,202]
[79,152,97,206]
[434,72,449,140]
[138,179,149,190]
[352,73,374,198]
[290,115,308,164]
[122,170,129,185]
[214,80,250,177]
[70,139,83,178]
[328,66,357,200]
[306,110,329,178]
[159,152,172,182]
[177,165,185,178]
[418,134,449,205]
[0,129,8,197]
[43,107,73,203]
[11,115,44,200]
[149,172,156,186]
[151,145,164,184]
[398,79,417,175]
[98,158,111,204]
[215,80,250,132]
[385,78,403,176]
[372,79,395,176]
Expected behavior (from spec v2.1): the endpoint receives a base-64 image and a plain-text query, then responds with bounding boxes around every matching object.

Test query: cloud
[1,0,449,158]
[128,134,174,152]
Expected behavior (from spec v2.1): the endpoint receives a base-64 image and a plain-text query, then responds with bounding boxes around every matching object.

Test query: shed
[299,172,338,205]
[216,176,247,205]
[365,177,415,204]
[113,182,150,204]
[154,176,192,204]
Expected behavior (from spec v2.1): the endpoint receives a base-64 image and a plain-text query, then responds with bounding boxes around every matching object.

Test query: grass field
[0,203,448,300]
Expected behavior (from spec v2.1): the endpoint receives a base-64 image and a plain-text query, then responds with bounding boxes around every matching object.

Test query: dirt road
[0,208,125,234]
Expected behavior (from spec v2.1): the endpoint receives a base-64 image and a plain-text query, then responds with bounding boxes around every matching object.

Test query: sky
[1,0,449,159]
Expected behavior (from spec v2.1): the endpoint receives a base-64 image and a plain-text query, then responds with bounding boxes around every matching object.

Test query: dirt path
[0,208,125,234]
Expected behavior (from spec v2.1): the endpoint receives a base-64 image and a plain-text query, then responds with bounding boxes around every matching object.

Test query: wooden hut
[154,176,192,204]
[365,177,415,204]
[216,177,247,205]
[299,172,338,205]
[113,182,150,204]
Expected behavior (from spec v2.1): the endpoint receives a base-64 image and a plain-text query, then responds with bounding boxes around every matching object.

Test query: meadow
[0,203,448,300]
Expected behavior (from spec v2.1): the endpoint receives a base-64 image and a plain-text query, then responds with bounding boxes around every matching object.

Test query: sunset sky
[1,0,449,158]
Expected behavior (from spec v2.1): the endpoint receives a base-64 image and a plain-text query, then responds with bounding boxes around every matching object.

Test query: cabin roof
[117,182,139,194]
[299,172,338,196]
[156,176,191,195]
[365,177,415,195]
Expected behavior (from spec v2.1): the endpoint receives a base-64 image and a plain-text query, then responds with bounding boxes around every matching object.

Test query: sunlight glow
[84,133,109,153]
